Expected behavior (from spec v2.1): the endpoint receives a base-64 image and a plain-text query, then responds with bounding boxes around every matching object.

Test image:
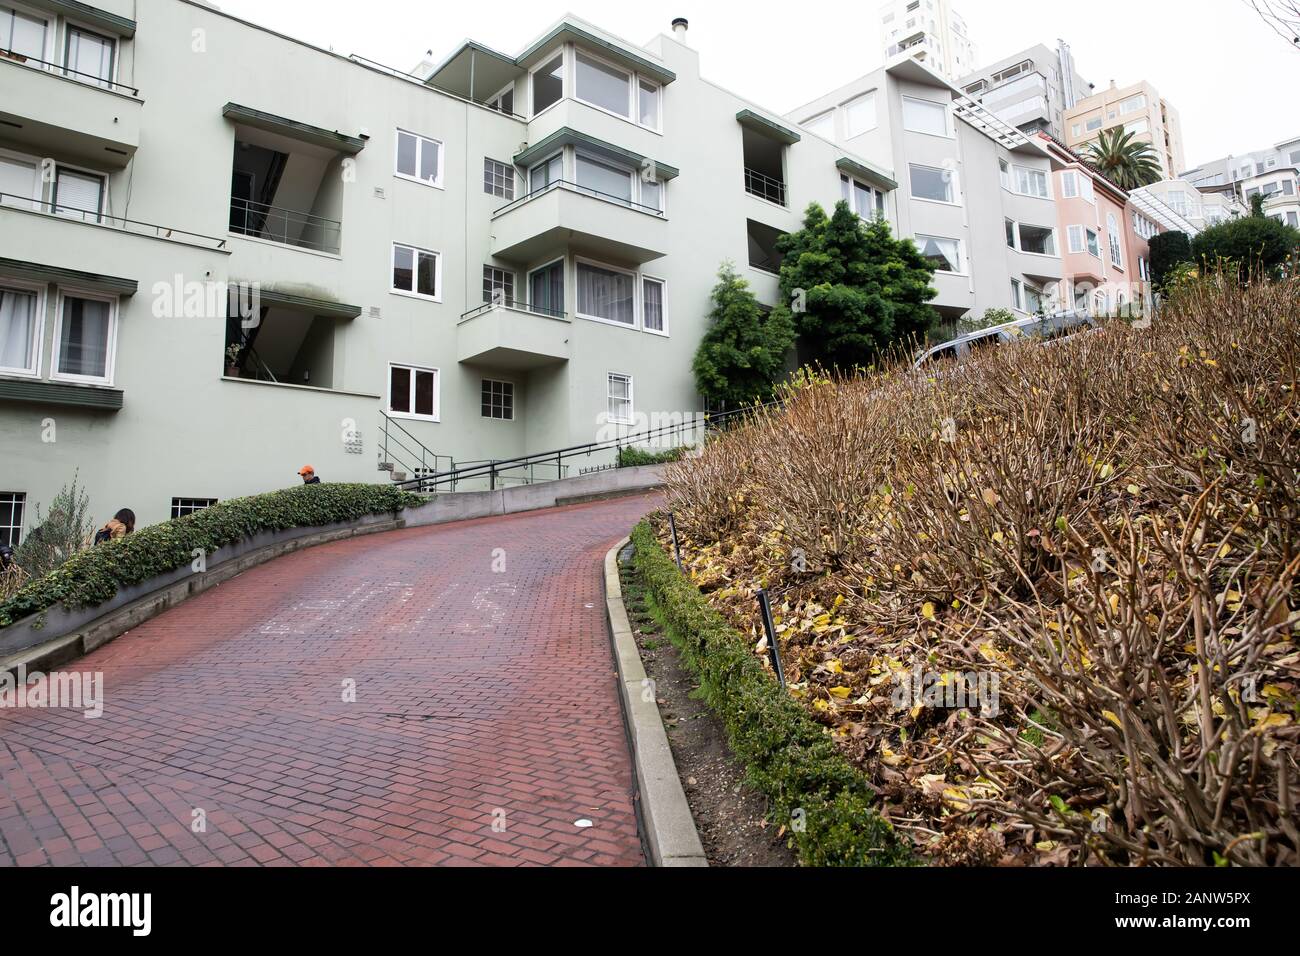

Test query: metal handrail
[493,178,666,218]
[0,192,228,249]
[459,297,567,321]
[0,47,140,96]
[379,410,454,488]
[744,167,787,206]
[229,197,342,254]
[396,398,784,493]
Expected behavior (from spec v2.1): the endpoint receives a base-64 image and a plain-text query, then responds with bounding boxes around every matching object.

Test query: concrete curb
[603,536,708,867]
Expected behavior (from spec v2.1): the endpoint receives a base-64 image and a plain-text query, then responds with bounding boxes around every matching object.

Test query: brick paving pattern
[0,494,659,866]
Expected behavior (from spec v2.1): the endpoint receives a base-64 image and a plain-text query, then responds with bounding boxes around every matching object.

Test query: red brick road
[0,494,659,867]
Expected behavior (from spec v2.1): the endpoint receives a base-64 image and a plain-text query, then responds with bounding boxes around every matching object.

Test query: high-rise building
[878,0,977,80]
[957,41,1092,140]
[1062,80,1185,180]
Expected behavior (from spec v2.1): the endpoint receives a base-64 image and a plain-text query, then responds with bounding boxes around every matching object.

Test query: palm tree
[1082,128,1163,189]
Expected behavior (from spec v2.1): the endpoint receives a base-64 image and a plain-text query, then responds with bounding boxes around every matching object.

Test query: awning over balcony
[835,156,897,191]
[513,127,679,180]
[423,41,523,105]
[736,109,801,146]
[253,287,362,319]
[23,0,135,37]
[221,103,367,155]
[0,256,137,295]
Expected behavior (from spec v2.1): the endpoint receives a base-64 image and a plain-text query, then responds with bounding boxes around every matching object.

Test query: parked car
[913,310,1100,369]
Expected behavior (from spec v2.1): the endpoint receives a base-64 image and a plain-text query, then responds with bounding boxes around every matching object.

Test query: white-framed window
[638,78,661,131]
[910,163,955,204]
[902,95,949,136]
[1107,213,1123,268]
[642,276,667,334]
[1067,224,1084,254]
[1119,93,1146,114]
[1025,285,1045,314]
[1017,223,1057,256]
[1070,122,1082,138]
[53,166,104,222]
[575,151,633,204]
[607,372,633,424]
[391,243,440,300]
[0,4,50,62]
[915,234,962,274]
[171,497,217,518]
[840,173,885,219]
[395,129,442,188]
[0,279,44,377]
[51,288,116,384]
[63,23,115,87]
[0,491,25,547]
[576,258,635,326]
[0,150,41,209]
[1010,277,1023,311]
[803,110,835,140]
[1138,257,1150,282]
[1061,170,1079,198]
[481,378,514,420]
[484,157,515,200]
[1085,115,1103,131]
[1013,165,1050,198]
[482,265,515,306]
[1085,227,1101,257]
[576,49,631,118]
[998,159,1010,190]
[1005,218,1017,248]
[486,83,515,115]
[387,363,438,420]
[843,91,877,138]
[531,50,565,116]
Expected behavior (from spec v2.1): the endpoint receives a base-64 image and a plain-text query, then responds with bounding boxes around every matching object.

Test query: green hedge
[0,484,422,627]
[616,445,688,468]
[630,520,914,866]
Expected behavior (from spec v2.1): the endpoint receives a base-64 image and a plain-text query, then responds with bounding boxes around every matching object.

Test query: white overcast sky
[210,0,1297,169]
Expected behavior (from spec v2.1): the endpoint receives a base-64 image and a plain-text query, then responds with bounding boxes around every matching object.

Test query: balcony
[229,198,341,255]
[457,299,571,369]
[744,167,786,206]
[490,180,667,265]
[0,52,142,168]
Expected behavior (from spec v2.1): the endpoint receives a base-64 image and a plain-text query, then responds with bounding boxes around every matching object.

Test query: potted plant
[224,343,242,377]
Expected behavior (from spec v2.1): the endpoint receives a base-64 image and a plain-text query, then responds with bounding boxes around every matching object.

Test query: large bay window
[1013,165,1049,199]
[1017,223,1057,256]
[841,174,885,219]
[528,153,563,194]
[575,153,632,203]
[576,51,631,116]
[535,46,662,130]
[910,163,955,203]
[53,290,115,383]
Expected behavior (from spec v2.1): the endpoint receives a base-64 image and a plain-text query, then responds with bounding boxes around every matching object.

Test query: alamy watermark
[0,665,104,719]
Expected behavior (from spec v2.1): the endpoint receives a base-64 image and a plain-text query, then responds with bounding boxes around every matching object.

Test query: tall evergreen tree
[772,200,938,369]
[692,263,796,407]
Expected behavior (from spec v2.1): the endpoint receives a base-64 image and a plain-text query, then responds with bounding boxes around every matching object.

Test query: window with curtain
[575,154,632,203]
[576,262,634,324]
[575,52,630,117]
[0,285,39,374]
[528,260,564,316]
[56,294,111,380]
[1014,166,1049,198]
[642,278,665,333]
[915,235,960,273]
[64,26,115,86]
[0,5,48,60]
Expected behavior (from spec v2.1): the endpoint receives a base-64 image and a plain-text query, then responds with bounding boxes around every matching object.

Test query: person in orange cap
[297,465,321,485]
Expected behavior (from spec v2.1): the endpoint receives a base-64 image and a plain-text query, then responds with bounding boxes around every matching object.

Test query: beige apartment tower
[1063,80,1185,180]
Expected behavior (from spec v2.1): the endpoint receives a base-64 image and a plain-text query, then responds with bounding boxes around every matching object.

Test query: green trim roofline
[222,103,368,155]
[736,109,801,145]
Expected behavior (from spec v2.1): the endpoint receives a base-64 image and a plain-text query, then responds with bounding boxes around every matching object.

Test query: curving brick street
[0,494,659,867]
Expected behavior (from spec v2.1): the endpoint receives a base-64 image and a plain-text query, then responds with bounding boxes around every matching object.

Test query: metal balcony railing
[0,47,140,96]
[743,167,787,206]
[459,297,567,322]
[0,193,227,249]
[229,197,341,254]
[493,178,666,218]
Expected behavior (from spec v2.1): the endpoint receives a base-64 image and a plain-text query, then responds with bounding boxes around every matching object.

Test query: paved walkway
[0,493,659,867]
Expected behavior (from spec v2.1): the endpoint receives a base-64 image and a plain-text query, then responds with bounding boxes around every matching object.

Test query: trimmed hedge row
[629,520,913,866]
[616,445,688,468]
[0,484,423,627]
